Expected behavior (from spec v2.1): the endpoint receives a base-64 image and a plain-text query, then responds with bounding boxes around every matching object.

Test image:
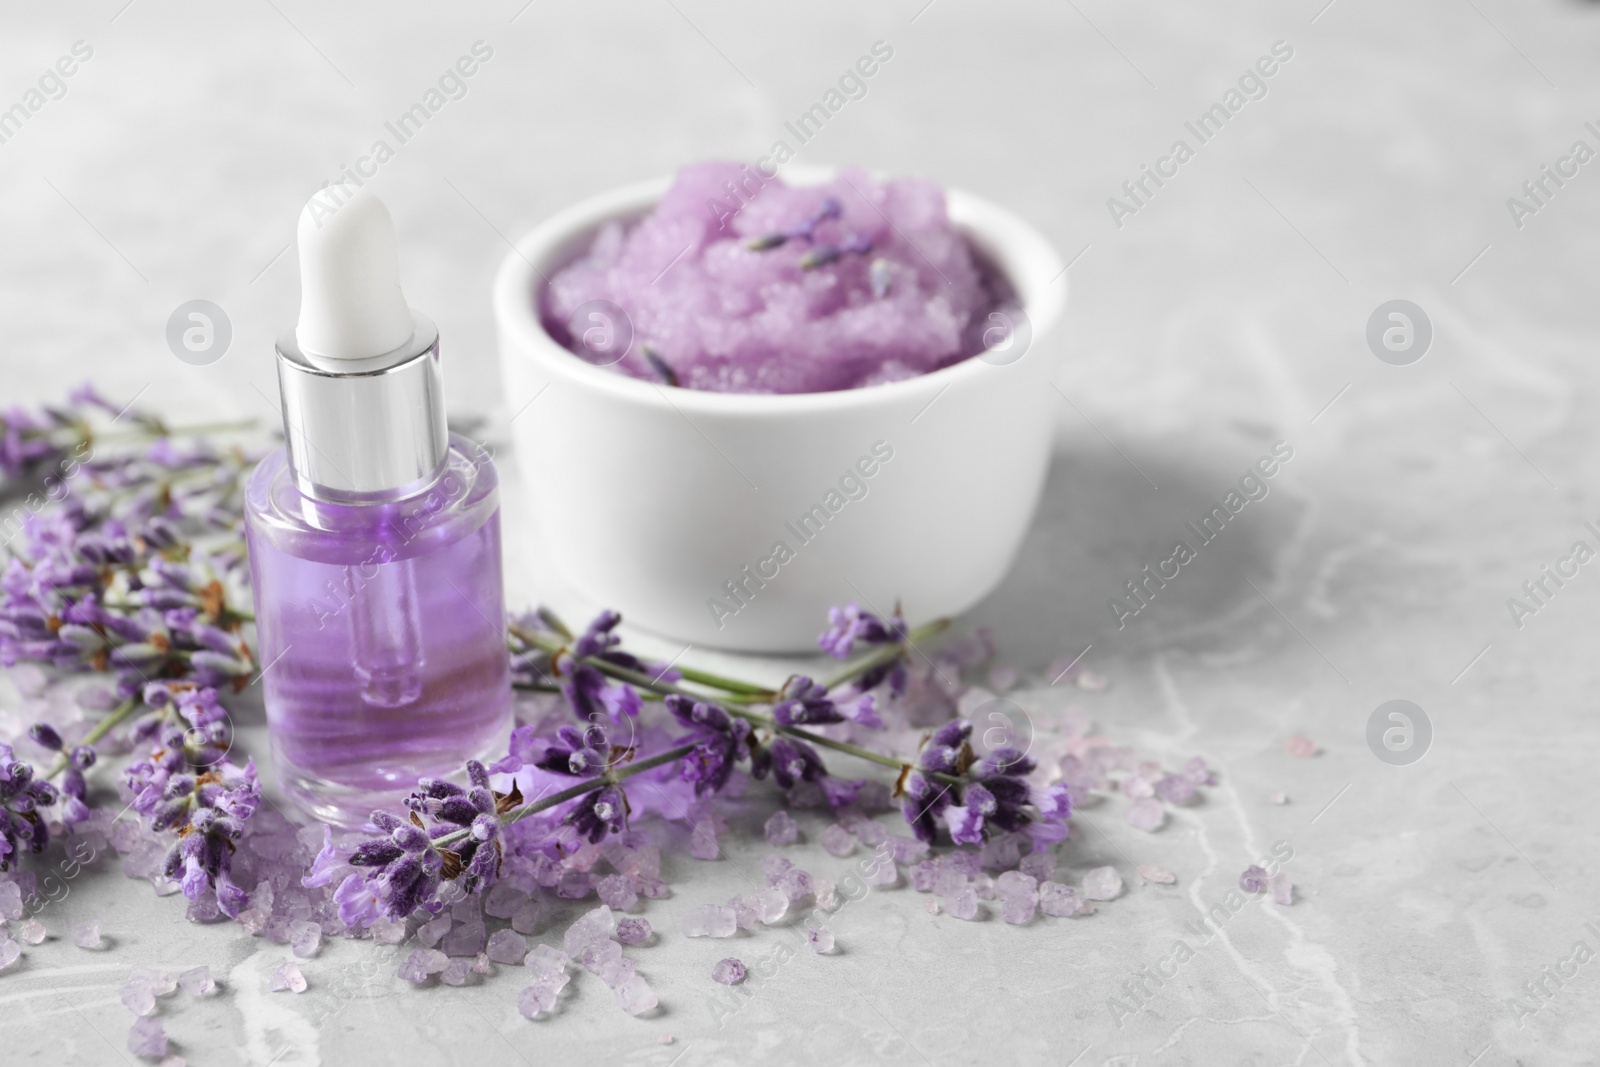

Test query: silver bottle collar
[274,315,449,502]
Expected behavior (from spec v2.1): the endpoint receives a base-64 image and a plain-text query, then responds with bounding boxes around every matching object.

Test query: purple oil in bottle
[245,434,510,826]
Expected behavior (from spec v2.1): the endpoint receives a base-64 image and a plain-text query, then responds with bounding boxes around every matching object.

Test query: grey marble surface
[4,0,1600,1064]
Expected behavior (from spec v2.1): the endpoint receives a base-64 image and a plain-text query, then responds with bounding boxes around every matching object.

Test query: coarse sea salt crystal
[1038,882,1082,917]
[599,955,637,989]
[821,824,856,857]
[288,920,322,958]
[486,929,528,965]
[615,918,652,945]
[946,886,980,921]
[18,920,46,945]
[0,940,19,971]
[614,973,657,1016]
[178,966,214,996]
[71,920,102,949]
[1082,866,1123,901]
[269,961,306,993]
[1019,852,1056,883]
[440,959,474,987]
[121,977,156,1016]
[1286,734,1318,758]
[712,958,747,985]
[1138,864,1177,886]
[683,904,737,938]
[764,811,799,847]
[806,926,836,953]
[1125,798,1164,832]
[1239,865,1269,894]
[442,919,486,958]
[511,898,542,935]
[1269,872,1294,905]
[525,944,568,976]
[127,1017,167,1059]
[418,914,451,948]
[1269,791,1289,805]
[518,972,569,1019]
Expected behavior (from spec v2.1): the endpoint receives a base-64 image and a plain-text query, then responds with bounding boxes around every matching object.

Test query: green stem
[431,742,698,848]
[44,697,141,779]
[819,618,950,690]
[90,418,258,444]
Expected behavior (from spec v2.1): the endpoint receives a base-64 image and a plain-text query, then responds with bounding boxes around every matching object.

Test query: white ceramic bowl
[494,169,1066,652]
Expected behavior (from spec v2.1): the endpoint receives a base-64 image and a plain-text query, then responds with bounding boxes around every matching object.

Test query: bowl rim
[493,166,1067,414]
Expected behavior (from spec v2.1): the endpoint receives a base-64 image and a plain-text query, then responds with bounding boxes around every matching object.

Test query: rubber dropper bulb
[294,185,416,361]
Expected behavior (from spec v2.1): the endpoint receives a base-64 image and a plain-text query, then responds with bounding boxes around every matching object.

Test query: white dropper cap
[295,185,416,361]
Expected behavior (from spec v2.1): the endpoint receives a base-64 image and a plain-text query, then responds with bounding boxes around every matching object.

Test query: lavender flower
[665,695,750,795]
[0,743,57,868]
[560,611,646,725]
[819,602,909,695]
[745,195,843,250]
[569,784,629,843]
[901,720,972,843]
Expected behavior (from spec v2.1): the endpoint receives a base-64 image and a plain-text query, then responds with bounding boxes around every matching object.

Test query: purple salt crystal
[580,938,622,974]
[946,887,980,921]
[269,961,306,993]
[778,868,815,904]
[995,871,1039,925]
[821,824,856,857]
[418,914,451,948]
[615,918,652,945]
[854,821,888,847]
[1269,872,1293,905]
[18,920,46,945]
[682,904,738,938]
[1126,798,1165,832]
[979,834,1021,872]
[729,896,760,931]
[0,940,19,971]
[131,966,176,997]
[1123,775,1155,799]
[762,854,793,885]
[863,855,899,888]
[1019,852,1056,883]
[911,861,939,893]
[440,959,474,987]
[806,926,836,953]
[483,881,529,920]
[615,973,657,1015]
[511,898,542,935]
[599,955,637,988]
[1239,865,1269,894]
[1082,866,1123,901]
[597,874,638,912]
[121,977,157,1016]
[518,973,569,1018]
[689,820,720,861]
[442,919,486,957]
[127,1017,167,1059]
[178,966,213,996]
[473,952,492,976]
[1038,881,1082,917]
[288,920,322,958]
[525,944,568,975]
[71,920,103,949]
[370,917,407,945]
[764,811,799,847]
[555,869,594,899]
[186,894,222,924]
[754,886,789,925]
[1154,773,1197,805]
[712,958,747,985]
[563,906,615,956]
[487,929,528,965]
[398,948,445,984]
[887,836,930,866]
[1184,756,1214,785]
